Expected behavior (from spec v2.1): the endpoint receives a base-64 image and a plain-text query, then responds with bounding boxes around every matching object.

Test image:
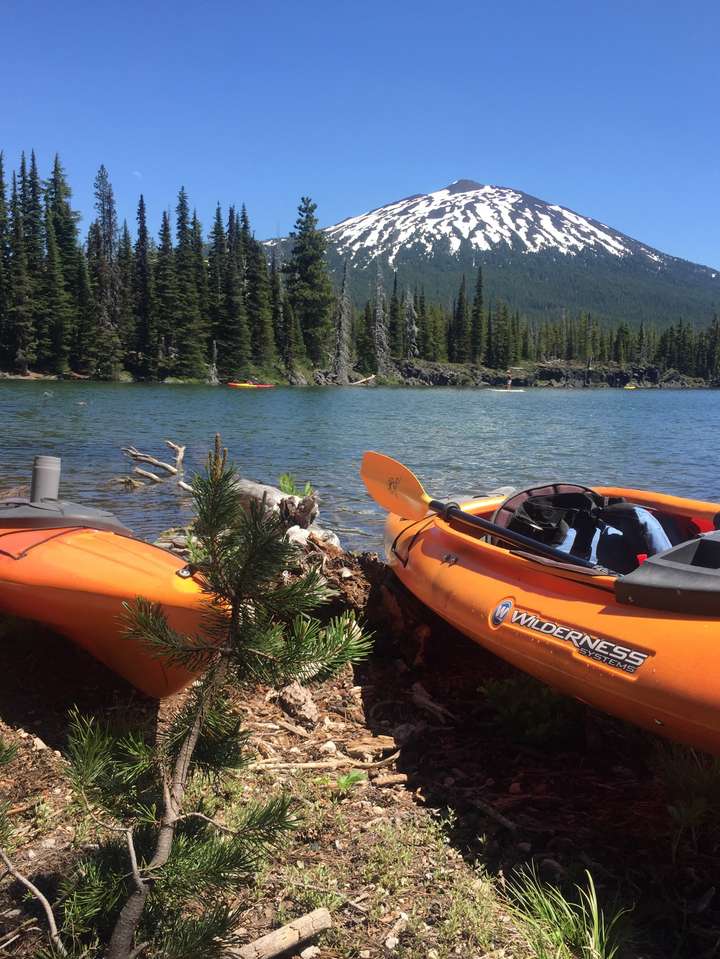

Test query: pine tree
[207,204,227,348]
[44,153,80,300]
[470,267,485,363]
[192,210,209,342]
[23,150,45,278]
[154,210,179,374]
[282,293,305,370]
[355,300,375,373]
[424,304,445,362]
[93,164,117,260]
[388,272,402,355]
[70,252,97,373]
[453,275,471,362]
[117,219,135,357]
[174,188,207,378]
[415,288,429,359]
[403,288,419,359]
[218,254,251,378]
[372,266,391,375]
[331,260,352,384]
[7,174,36,373]
[226,206,238,269]
[284,197,335,365]
[42,207,72,372]
[246,234,276,368]
[485,303,494,367]
[269,249,285,359]
[89,165,123,377]
[132,195,156,378]
[238,204,252,284]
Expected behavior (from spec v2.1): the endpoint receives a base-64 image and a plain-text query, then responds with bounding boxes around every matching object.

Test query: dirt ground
[0,549,718,958]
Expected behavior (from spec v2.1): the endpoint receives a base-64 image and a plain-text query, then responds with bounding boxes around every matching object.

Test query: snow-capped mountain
[271,179,719,326]
[325,179,668,267]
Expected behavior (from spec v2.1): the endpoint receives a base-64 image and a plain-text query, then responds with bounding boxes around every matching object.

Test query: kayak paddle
[360,451,599,571]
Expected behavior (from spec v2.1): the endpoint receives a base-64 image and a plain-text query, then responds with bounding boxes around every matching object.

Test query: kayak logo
[491,599,513,626]
[509,608,650,674]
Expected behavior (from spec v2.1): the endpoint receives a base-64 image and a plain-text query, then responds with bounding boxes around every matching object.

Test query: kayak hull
[0,526,208,698]
[386,487,720,754]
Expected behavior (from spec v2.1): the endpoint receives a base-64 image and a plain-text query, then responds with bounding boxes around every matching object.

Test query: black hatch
[616,531,720,615]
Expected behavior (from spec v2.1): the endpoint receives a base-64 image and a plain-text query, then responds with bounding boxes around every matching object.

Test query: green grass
[507,866,630,959]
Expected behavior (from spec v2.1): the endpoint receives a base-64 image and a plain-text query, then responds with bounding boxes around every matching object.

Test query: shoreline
[0,360,715,390]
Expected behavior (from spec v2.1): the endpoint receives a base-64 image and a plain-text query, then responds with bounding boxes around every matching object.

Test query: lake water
[1,381,719,551]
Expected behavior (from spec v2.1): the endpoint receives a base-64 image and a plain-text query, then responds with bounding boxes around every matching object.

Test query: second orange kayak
[0,525,209,698]
[382,483,720,754]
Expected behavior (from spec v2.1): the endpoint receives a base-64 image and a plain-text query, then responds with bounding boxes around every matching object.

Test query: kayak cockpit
[450,484,720,613]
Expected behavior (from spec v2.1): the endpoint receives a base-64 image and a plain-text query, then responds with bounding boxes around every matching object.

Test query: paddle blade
[360,451,431,520]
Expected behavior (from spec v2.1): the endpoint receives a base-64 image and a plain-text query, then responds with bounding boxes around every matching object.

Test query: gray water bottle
[30,455,61,503]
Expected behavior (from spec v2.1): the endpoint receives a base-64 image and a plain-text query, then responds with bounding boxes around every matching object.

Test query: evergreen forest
[1,150,719,384]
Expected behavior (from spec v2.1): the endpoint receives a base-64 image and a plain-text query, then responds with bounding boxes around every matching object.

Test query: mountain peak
[326,179,640,265]
[444,178,485,194]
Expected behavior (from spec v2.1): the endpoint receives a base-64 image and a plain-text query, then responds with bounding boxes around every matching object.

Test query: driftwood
[122,446,178,475]
[229,908,331,959]
[118,440,188,493]
[349,374,375,386]
[133,467,163,483]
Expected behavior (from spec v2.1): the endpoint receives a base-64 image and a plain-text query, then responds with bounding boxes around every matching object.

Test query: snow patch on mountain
[324,180,666,268]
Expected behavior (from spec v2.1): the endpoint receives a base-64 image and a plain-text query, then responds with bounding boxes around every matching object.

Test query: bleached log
[133,467,163,483]
[229,908,331,959]
[165,440,186,470]
[349,374,376,386]
[122,446,177,475]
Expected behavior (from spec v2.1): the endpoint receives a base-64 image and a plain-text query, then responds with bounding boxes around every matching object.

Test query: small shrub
[332,771,366,797]
[278,472,314,497]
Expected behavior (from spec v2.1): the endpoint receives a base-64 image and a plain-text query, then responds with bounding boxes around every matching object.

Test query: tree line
[0,150,335,380]
[362,269,720,381]
[1,149,718,383]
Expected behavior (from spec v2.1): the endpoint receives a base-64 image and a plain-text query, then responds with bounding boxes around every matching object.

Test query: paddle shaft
[428,499,598,570]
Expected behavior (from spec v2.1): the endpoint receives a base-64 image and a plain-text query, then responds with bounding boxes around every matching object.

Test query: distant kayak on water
[227,382,275,389]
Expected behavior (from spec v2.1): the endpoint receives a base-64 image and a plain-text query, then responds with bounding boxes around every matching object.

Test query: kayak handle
[428,499,599,571]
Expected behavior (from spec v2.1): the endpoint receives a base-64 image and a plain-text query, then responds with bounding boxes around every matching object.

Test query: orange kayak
[0,525,207,698]
[227,382,274,389]
[385,485,720,754]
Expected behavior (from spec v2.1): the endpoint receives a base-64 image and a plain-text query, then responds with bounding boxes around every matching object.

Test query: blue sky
[2,0,718,267]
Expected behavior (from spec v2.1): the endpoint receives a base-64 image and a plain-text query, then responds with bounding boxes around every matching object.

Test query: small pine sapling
[12,436,371,959]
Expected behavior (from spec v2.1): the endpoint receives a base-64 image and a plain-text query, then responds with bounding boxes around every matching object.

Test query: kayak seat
[492,486,691,574]
[492,483,596,534]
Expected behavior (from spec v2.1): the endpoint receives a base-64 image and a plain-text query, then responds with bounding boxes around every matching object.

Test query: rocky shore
[314,359,711,389]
